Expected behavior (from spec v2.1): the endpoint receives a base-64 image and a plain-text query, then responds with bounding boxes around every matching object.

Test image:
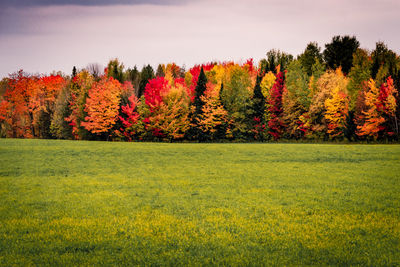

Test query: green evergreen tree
[194,67,207,115]
[139,65,155,98]
[188,67,208,141]
[252,75,265,120]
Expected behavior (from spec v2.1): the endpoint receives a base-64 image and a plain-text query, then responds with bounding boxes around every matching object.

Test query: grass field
[0,139,399,265]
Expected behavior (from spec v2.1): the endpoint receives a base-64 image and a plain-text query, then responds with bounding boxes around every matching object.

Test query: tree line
[1,35,399,142]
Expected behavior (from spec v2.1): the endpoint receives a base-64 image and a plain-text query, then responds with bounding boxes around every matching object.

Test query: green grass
[0,139,399,266]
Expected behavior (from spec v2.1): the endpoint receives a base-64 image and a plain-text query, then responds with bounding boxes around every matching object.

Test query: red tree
[268,71,285,140]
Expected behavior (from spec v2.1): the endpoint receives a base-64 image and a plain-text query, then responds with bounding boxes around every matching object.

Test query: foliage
[308,59,326,97]
[308,68,348,138]
[356,79,384,139]
[263,49,294,73]
[106,58,125,83]
[0,71,65,138]
[260,71,276,99]
[324,86,349,138]
[298,42,323,76]
[118,94,140,141]
[143,77,191,140]
[283,60,310,138]
[81,77,128,137]
[323,35,360,74]
[355,77,398,139]
[196,82,228,140]
[156,64,165,77]
[218,63,253,139]
[125,66,141,95]
[347,49,372,111]
[139,65,155,98]
[268,71,285,140]
[1,40,399,142]
[371,42,399,85]
[50,84,73,139]
[251,75,266,140]
[65,70,94,139]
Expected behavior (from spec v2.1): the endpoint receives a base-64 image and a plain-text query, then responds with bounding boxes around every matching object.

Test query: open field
[0,139,399,265]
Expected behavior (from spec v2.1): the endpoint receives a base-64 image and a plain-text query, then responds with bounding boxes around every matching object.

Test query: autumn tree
[0,71,37,138]
[195,82,228,140]
[268,71,286,140]
[65,70,94,139]
[283,60,310,139]
[31,75,66,138]
[81,77,130,139]
[143,77,190,140]
[345,49,372,140]
[218,64,253,139]
[323,35,360,74]
[356,79,383,139]
[380,77,398,137]
[324,86,349,139]
[308,68,348,139]
[347,49,372,109]
[117,94,140,141]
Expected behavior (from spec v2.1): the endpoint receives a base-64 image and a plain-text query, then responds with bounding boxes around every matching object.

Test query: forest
[1,35,399,142]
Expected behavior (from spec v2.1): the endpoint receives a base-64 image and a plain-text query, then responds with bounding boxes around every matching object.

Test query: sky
[0,0,399,78]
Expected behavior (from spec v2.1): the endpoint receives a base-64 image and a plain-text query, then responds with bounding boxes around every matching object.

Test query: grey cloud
[0,0,186,7]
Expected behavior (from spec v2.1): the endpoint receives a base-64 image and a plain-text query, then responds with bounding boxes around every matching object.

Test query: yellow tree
[196,82,228,139]
[146,82,191,140]
[308,68,348,138]
[260,71,276,99]
[324,86,349,138]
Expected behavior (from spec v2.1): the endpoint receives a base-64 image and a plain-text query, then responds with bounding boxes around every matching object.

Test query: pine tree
[188,67,208,141]
[139,65,155,98]
[251,75,266,140]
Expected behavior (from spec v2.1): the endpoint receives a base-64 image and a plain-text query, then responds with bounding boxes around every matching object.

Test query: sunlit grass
[0,139,399,265]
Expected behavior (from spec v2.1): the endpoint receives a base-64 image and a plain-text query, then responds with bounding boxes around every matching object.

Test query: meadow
[0,139,399,265]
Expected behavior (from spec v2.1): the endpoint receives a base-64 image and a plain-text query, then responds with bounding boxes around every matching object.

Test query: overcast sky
[0,0,399,78]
